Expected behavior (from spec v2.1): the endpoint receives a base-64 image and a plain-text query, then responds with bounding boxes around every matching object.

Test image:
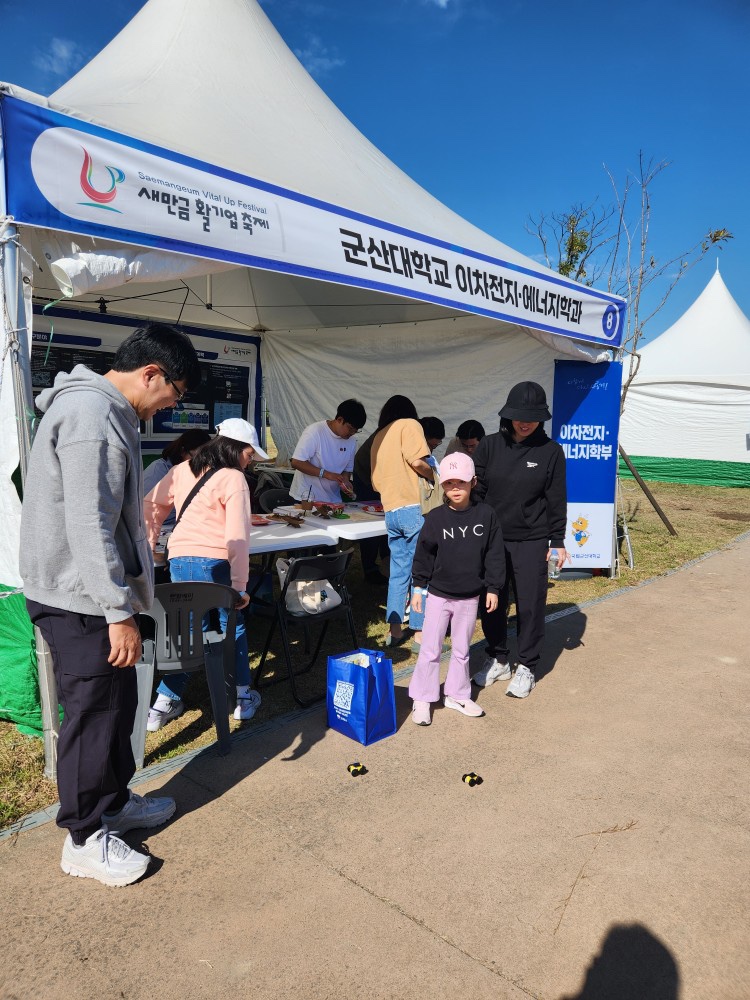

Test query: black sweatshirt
[473,427,567,546]
[411,501,505,599]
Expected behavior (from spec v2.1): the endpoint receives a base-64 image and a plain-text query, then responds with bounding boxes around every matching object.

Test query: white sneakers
[472,655,512,688]
[147,686,261,729]
[234,686,261,721]
[472,657,536,698]
[61,829,150,887]
[506,664,535,699]
[62,791,176,886]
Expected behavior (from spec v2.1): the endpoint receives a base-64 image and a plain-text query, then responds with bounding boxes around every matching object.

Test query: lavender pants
[408,593,480,703]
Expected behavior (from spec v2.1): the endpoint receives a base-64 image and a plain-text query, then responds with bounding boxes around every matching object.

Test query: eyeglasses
[157,366,186,402]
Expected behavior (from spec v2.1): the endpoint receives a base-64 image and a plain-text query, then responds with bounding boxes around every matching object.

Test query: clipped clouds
[294,35,345,78]
[32,37,87,83]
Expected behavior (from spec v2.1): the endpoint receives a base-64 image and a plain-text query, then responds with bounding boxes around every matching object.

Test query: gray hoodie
[20,365,154,623]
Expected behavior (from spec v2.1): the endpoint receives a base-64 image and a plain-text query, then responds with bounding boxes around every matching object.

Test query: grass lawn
[2,477,749,831]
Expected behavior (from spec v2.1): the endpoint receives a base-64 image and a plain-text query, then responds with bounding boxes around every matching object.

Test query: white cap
[215,418,270,460]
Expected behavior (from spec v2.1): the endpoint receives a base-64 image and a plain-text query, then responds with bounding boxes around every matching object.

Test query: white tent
[1,0,626,472]
[0,0,625,739]
[619,268,750,487]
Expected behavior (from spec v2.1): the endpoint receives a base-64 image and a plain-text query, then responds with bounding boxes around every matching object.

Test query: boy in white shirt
[290,399,367,503]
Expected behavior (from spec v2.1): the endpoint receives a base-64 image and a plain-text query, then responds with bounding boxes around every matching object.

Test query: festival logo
[571,515,590,547]
[78,147,125,212]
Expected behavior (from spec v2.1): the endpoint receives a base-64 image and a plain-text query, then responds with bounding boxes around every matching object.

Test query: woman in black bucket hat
[471,381,569,698]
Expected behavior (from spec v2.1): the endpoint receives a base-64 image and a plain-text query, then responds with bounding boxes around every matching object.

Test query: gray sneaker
[61,829,150,887]
[506,664,535,699]
[472,656,512,687]
[101,791,176,833]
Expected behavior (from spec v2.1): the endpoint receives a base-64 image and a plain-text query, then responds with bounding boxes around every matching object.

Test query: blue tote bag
[327,648,397,746]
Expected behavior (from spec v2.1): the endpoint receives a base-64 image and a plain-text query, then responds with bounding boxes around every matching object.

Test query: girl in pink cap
[408,452,505,725]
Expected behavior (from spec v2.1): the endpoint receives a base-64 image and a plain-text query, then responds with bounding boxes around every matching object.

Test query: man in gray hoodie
[21,323,200,887]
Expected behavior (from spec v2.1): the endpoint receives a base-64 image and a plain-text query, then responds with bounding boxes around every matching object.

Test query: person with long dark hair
[144,418,269,728]
[472,382,568,698]
[371,395,433,649]
[143,428,212,526]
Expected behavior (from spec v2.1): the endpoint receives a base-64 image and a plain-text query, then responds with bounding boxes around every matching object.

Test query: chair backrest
[258,488,293,513]
[141,582,238,672]
[283,549,353,590]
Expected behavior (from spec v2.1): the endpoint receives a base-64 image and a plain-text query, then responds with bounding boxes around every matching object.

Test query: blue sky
[1,0,748,342]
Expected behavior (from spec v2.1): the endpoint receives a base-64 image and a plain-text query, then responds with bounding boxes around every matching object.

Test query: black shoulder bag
[163,468,220,563]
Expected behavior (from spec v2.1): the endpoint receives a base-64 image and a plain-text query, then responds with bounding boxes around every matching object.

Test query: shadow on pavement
[561,922,680,1000]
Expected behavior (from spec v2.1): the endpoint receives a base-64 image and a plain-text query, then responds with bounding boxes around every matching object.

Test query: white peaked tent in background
[620,268,750,487]
[0,0,625,738]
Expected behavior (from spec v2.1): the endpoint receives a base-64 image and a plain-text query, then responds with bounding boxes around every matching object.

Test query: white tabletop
[272,504,387,542]
[250,521,336,554]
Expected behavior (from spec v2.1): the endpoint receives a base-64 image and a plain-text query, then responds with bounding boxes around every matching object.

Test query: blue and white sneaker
[234,686,261,721]
[146,697,184,732]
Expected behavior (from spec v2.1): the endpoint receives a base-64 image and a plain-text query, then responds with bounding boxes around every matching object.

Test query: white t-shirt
[290,420,357,502]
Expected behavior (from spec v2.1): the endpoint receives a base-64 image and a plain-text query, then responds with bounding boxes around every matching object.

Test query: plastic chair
[131,581,239,769]
[257,488,293,512]
[252,549,358,708]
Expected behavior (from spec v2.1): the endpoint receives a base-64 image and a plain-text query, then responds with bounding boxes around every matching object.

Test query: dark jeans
[479,538,549,671]
[26,600,138,844]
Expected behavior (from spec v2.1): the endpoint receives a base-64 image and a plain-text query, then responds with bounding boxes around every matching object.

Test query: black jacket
[473,427,567,546]
[412,501,505,599]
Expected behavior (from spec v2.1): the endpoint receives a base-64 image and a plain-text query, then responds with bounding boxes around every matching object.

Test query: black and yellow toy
[347,762,367,776]
[462,772,483,787]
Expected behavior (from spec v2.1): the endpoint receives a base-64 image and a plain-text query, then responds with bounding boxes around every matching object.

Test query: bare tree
[528,153,732,409]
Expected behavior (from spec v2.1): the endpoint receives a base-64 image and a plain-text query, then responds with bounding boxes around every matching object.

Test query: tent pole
[618,445,678,537]
[3,223,59,778]
[3,223,34,483]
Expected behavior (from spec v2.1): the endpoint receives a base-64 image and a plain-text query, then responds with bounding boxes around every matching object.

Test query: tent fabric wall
[263,318,596,462]
[620,270,750,487]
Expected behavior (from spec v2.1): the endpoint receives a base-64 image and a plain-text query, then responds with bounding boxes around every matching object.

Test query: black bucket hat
[499,381,552,422]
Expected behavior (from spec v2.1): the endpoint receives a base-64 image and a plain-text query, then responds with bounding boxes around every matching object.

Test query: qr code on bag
[333,680,355,713]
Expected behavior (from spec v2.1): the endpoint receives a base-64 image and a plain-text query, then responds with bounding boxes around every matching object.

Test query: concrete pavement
[1,536,748,1000]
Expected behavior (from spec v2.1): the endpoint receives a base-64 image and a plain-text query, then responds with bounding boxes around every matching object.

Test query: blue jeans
[157,556,249,701]
[384,504,424,632]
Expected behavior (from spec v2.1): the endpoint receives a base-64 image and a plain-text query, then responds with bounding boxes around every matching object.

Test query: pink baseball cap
[438,453,475,483]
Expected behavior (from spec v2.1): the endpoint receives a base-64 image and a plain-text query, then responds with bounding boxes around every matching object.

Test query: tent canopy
[619,268,750,485]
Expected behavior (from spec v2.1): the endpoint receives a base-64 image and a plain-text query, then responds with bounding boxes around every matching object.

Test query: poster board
[552,360,622,569]
[31,308,262,458]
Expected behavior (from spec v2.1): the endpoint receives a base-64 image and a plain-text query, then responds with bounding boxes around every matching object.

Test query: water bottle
[548,550,561,580]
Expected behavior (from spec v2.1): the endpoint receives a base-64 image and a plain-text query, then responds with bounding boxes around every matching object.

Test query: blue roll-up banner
[552,360,622,569]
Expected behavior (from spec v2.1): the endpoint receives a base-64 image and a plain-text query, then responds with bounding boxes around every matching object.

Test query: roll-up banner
[552,360,622,569]
[1,95,626,349]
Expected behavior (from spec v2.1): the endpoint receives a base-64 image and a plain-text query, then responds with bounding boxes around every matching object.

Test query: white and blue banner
[552,360,622,568]
[0,95,626,348]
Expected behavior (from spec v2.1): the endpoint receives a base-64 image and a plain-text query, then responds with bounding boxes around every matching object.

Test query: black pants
[26,600,138,844]
[480,538,549,672]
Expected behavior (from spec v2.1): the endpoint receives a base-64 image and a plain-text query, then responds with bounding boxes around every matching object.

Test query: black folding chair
[131,581,239,768]
[252,549,358,708]
[257,488,293,513]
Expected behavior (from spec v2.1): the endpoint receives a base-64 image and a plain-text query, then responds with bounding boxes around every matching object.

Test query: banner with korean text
[0,95,626,348]
[552,360,622,569]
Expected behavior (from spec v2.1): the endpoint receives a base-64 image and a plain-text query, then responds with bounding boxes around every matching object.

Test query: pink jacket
[145,463,252,592]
